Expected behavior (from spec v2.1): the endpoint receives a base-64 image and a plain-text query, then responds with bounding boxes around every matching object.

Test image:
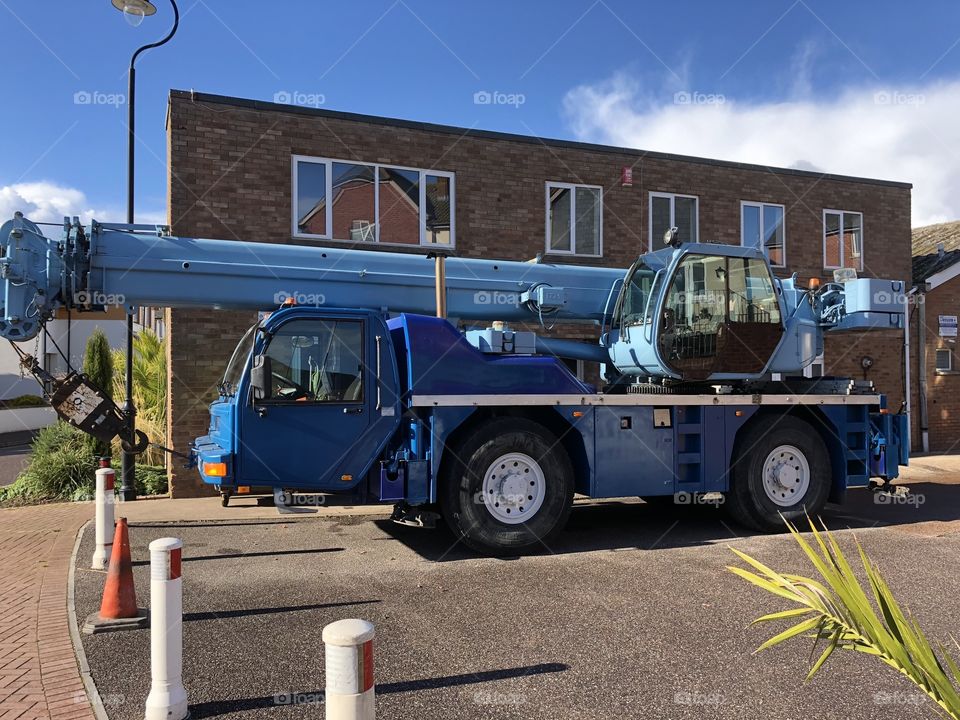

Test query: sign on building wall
[940,315,958,338]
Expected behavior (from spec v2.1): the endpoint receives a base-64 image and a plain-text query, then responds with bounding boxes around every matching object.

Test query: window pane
[675,196,697,243]
[424,174,452,244]
[843,212,863,269]
[742,204,761,249]
[728,258,781,325]
[548,186,572,252]
[574,187,601,255]
[762,205,785,266]
[264,320,363,403]
[296,161,327,235]
[651,195,671,248]
[378,167,420,244]
[824,212,841,267]
[936,348,952,371]
[621,263,656,326]
[331,162,376,242]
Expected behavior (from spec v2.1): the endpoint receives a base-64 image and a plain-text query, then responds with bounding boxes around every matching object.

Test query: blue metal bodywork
[196,307,908,514]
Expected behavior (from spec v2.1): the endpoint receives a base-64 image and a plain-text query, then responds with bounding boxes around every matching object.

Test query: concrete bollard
[322,619,375,720]
[91,467,115,570]
[145,538,189,720]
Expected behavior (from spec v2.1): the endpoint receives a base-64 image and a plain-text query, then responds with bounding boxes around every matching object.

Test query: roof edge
[168,89,913,190]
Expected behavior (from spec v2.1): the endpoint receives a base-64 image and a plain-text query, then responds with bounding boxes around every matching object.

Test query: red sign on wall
[621,166,633,186]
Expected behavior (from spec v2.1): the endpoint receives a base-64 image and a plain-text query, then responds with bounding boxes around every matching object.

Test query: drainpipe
[903,287,917,451]
[917,286,929,453]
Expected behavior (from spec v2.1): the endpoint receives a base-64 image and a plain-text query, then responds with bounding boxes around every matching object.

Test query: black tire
[725,415,830,531]
[221,492,230,507]
[440,417,574,555]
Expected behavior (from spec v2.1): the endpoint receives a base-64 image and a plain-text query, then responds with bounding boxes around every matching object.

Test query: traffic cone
[83,517,149,634]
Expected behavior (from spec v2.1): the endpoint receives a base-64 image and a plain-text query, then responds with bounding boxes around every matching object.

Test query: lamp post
[112,0,180,502]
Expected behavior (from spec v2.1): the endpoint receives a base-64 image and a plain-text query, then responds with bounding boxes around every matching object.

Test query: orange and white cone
[83,517,149,634]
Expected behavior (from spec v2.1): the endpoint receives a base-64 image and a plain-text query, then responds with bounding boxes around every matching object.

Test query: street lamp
[112,0,179,502]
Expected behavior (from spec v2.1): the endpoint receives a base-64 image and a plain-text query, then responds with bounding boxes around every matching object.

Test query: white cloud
[0,182,165,226]
[563,73,960,227]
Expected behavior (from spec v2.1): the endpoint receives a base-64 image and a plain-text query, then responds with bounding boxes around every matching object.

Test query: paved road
[74,478,960,720]
[0,444,31,487]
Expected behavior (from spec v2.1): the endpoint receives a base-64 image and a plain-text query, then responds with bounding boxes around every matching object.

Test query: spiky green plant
[82,328,114,458]
[111,329,167,466]
[728,518,960,719]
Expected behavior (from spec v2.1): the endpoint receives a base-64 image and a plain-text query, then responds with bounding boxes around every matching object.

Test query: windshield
[220,322,258,397]
[619,261,658,326]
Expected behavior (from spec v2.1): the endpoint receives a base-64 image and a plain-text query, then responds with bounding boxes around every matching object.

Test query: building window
[546,183,602,256]
[650,192,698,249]
[741,201,785,267]
[823,210,863,270]
[936,348,953,372]
[293,156,454,246]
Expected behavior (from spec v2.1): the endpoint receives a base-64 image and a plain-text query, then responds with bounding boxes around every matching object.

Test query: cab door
[237,312,396,492]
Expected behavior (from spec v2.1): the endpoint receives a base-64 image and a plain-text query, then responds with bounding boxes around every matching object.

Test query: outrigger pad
[49,372,125,444]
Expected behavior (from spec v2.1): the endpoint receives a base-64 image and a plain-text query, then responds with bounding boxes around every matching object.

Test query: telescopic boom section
[0,214,625,341]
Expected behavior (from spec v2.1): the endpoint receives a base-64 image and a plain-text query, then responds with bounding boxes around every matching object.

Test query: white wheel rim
[762,444,810,507]
[480,452,546,524]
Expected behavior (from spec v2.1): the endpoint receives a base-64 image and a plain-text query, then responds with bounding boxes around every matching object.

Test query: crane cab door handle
[343,407,363,415]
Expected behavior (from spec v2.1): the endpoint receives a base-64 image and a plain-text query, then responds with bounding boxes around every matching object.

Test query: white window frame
[740,201,786,267]
[544,182,603,257]
[822,209,864,271]
[936,347,953,372]
[291,155,455,246]
[648,192,699,250]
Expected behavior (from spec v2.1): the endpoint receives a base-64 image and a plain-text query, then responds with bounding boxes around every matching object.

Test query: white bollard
[322,619,375,720]
[145,538,189,720]
[91,467,115,570]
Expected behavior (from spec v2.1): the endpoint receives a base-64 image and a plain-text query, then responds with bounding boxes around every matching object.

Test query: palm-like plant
[112,329,167,466]
[728,518,960,719]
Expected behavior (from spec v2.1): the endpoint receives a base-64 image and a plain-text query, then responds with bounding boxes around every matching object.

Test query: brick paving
[0,503,93,720]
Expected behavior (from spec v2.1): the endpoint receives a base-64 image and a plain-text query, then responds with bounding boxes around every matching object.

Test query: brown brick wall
[166,91,912,496]
[910,279,960,452]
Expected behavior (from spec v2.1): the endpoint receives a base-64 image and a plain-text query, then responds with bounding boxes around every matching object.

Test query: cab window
[619,262,657,327]
[264,319,364,402]
[659,254,783,379]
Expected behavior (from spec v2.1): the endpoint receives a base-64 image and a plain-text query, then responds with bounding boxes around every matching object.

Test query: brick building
[911,221,960,452]
[165,90,912,496]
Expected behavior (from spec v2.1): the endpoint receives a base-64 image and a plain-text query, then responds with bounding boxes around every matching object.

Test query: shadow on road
[183,599,380,622]
[131,546,345,566]
[187,663,568,718]
[377,481,960,561]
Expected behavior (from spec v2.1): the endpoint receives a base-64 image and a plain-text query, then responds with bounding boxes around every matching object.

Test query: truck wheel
[726,416,830,531]
[440,418,574,555]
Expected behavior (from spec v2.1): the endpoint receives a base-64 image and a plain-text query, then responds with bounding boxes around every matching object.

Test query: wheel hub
[761,445,810,507]
[480,452,546,524]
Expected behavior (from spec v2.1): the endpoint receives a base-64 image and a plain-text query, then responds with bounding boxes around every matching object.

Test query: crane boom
[0,214,623,341]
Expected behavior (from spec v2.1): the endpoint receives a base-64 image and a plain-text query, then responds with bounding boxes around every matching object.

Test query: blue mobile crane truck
[1,213,908,553]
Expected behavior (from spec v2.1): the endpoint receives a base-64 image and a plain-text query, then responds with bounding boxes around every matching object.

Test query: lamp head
[111,0,157,27]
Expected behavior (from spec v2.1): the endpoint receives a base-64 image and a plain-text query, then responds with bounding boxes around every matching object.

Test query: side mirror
[249,355,272,402]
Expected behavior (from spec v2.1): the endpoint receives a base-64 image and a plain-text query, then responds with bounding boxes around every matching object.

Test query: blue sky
[2,0,960,226]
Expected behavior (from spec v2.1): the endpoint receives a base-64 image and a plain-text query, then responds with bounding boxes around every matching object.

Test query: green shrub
[136,464,168,496]
[1,421,96,503]
[0,394,48,409]
[82,328,114,458]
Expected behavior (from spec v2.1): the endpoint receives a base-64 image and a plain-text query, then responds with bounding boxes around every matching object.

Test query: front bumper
[194,434,233,486]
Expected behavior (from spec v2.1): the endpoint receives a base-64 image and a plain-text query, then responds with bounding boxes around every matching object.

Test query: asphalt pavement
[74,481,960,720]
[0,443,31,486]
